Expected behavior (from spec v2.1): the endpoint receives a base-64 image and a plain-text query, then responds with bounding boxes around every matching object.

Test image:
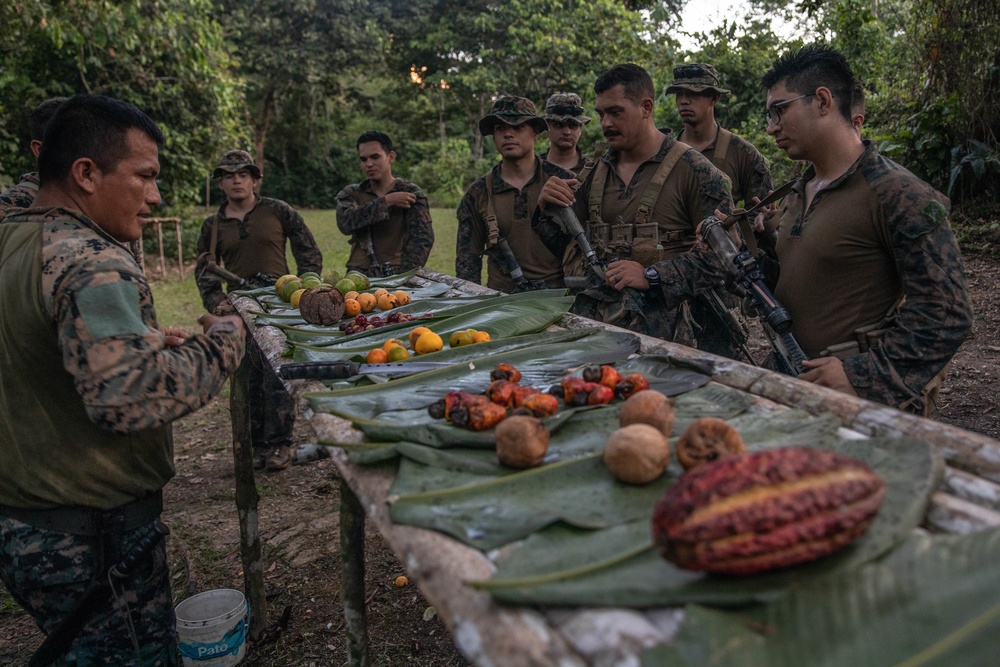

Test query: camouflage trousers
[247,335,296,451]
[0,515,179,666]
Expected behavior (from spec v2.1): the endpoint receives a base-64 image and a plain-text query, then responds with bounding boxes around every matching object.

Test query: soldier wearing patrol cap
[196,149,322,471]
[543,92,591,173]
[667,62,773,213]
[456,95,573,292]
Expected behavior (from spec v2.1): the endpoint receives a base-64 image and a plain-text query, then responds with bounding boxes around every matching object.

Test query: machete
[279,360,458,380]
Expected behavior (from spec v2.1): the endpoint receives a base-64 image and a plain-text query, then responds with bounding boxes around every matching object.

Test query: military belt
[0,490,163,536]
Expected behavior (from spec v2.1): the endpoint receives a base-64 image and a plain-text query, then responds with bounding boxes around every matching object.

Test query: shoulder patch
[922,200,948,226]
[77,281,148,339]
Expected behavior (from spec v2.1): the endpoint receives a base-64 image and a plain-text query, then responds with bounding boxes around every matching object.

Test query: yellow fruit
[392,290,411,306]
[289,288,306,309]
[387,346,410,362]
[344,299,360,317]
[373,288,389,299]
[449,330,474,347]
[394,575,409,587]
[377,293,398,311]
[414,331,443,355]
[472,331,491,343]
[366,348,389,364]
[382,338,405,353]
[357,292,377,313]
[408,326,432,348]
[274,274,298,294]
[344,290,360,301]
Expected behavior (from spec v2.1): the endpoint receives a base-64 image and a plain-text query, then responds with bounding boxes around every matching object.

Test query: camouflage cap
[478,96,548,136]
[665,63,730,95]
[543,92,591,125]
[212,149,262,179]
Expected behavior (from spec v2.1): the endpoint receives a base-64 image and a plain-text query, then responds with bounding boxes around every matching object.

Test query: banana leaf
[474,436,942,606]
[643,527,1000,667]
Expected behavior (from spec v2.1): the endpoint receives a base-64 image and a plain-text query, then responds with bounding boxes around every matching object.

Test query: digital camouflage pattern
[456,158,573,292]
[0,172,40,217]
[665,63,731,95]
[544,92,591,125]
[774,141,973,411]
[0,516,178,666]
[478,95,548,136]
[679,126,773,208]
[212,149,261,179]
[196,195,322,312]
[336,178,434,274]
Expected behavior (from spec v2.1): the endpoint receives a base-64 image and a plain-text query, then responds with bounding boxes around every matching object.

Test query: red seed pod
[586,384,615,405]
[509,385,542,408]
[583,364,624,389]
[518,392,560,418]
[615,373,650,399]
[450,401,507,431]
[490,363,522,383]
[485,379,517,406]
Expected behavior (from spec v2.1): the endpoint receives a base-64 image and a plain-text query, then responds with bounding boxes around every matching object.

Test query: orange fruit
[414,331,443,355]
[408,326,432,348]
[382,338,405,353]
[387,346,410,361]
[366,348,389,364]
[357,292,377,313]
[344,299,361,317]
[393,290,411,305]
[289,288,306,309]
[472,331,491,343]
[373,288,389,299]
[344,290,360,301]
[449,330,474,347]
[377,293,398,311]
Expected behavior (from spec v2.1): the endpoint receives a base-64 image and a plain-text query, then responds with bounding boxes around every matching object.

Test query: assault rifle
[196,259,276,290]
[360,229,395,278]
[700,215,809,376]
[548,205,607,291]
[486,237,548,292]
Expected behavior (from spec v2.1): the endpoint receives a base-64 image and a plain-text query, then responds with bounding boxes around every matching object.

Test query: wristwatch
[644,266,661,290]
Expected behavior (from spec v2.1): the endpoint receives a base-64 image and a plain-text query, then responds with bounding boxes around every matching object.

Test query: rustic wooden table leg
[231,355,268,638]
[340,478,370,666]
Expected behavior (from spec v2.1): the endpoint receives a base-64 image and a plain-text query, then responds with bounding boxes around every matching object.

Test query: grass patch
[150,207,461,325]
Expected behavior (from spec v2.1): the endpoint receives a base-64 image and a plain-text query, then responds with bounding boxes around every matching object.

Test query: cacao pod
[299,285,345,325]
[651,447,885,575]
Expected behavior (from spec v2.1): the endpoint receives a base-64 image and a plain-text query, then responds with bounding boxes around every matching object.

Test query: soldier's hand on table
[606,260,647,291]
[800,357,858,396]
[537,177,578,209]
[160,327,189,347]
[385,191,417,209]
[198,314,246,339]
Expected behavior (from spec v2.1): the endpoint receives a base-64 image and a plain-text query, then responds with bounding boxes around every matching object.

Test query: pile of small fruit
[343,287,412,316]
[338,311,423,335]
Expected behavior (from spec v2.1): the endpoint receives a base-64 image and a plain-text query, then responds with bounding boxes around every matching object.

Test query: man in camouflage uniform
[0,95,245,666]
[533,64,737,353]
[336,130,434,276]
[196,150,322,470]
[544,92,591,173]
[456,96,573,292]
[0,97,66,217]
[668,64,772,209]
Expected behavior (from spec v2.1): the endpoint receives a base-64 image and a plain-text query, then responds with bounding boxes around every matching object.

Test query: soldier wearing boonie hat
[197,148,322,472]
[669,62,772,216]
[543,92,591,172]
[457,95,573,293]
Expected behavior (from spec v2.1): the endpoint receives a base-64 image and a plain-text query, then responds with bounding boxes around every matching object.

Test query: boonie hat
[664,63,730,95]
[478,96,548,136]
[543,92,591,125]
[213,149,262,179]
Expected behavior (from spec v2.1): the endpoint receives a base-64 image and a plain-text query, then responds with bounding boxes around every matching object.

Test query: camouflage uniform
[774,140,973,411]
[677,124,772,208]
[335,177,434,275]
[532,133,736,352]
[0,207,244,664]
[0,171,40,217]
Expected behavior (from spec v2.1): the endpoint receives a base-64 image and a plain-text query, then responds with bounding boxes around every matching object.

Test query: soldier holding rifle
[456,96,572,292]
[336,130,434,277]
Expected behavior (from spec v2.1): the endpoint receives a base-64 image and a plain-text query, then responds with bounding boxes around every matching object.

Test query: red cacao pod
[651,447,885,575]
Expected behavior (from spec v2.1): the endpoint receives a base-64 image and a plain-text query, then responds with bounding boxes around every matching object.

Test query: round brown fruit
[603,424,670,485]
[675,417,746,470]
[495,416,549,469]
[618,390,676,436]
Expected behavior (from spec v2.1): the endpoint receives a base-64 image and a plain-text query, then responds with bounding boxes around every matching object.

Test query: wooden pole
[174,219,184,278]
[340,479,370,666]
[231,356,268,639]
[156,220,166,276]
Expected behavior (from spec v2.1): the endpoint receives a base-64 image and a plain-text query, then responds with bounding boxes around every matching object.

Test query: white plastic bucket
[174,589,248,666]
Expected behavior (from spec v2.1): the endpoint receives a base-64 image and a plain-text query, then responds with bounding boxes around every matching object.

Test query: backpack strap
[711,126,732,167]
[484,172,500,248]
[635,140,688,225]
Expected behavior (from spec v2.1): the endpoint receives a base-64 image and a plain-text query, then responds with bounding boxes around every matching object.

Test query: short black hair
[38,95,164,184]
[357,130,393,154]
[760,44,855,120]
[28,97,69,142]
[851,78,867,117]
[594,64,655,103]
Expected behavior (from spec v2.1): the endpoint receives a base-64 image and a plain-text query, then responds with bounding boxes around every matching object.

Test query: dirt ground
[1,254,997,667]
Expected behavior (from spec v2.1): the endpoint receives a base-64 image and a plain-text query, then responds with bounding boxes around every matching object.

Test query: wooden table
[230,269,1000,666]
